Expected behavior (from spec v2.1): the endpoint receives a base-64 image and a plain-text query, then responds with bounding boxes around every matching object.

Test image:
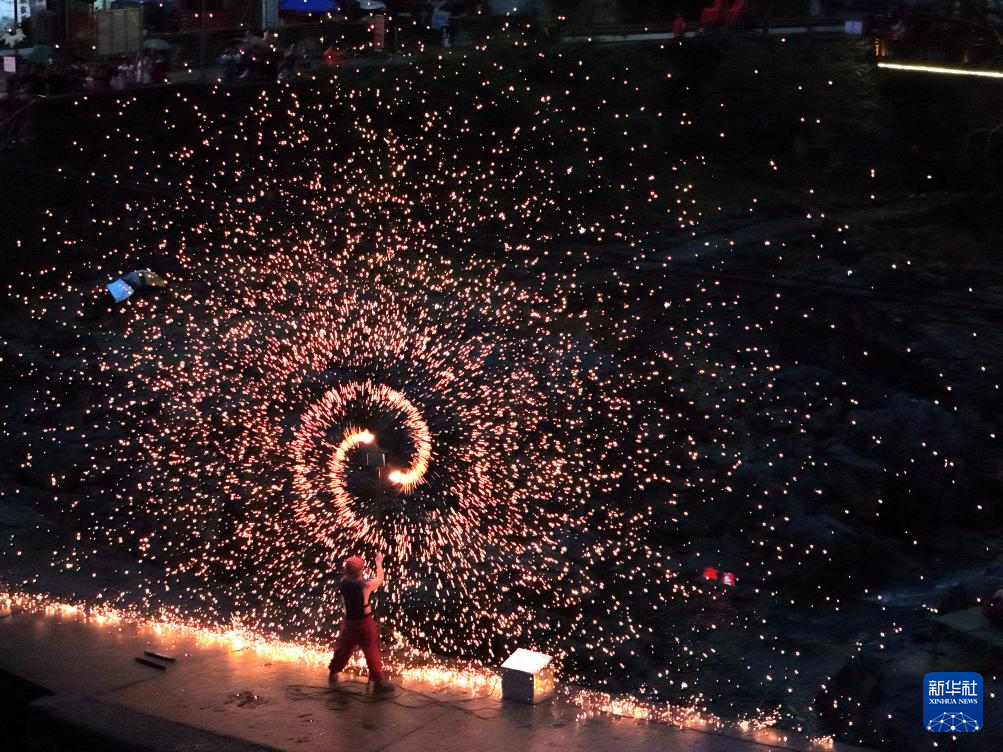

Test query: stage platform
[0,605,866,752]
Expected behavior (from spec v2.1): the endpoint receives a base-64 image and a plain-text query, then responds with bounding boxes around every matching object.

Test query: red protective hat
[344,556,365,576]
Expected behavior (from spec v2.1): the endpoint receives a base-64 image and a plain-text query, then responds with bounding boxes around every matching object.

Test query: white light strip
[878,61,1003,79]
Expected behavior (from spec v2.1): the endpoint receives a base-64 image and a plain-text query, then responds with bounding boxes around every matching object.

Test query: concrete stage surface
[0,606,868,752]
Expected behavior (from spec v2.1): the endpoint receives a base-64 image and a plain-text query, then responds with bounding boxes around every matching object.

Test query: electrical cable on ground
[286,680,504,720]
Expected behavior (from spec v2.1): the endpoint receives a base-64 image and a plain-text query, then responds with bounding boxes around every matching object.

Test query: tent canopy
[279,0,338,12]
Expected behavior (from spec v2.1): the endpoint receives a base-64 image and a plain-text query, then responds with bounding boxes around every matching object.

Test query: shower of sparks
[5,39,978,748]
[1,49,822,726]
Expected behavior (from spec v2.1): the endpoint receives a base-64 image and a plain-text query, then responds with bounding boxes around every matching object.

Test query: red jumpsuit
[328,579,384,683]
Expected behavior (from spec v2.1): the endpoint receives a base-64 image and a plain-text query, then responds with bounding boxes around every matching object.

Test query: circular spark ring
[291,381,431,543]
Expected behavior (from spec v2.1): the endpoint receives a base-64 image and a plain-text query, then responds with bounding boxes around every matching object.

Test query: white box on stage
[501,648,554,704]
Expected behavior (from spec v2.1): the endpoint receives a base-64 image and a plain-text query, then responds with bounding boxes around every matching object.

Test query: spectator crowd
[1,49,169,120]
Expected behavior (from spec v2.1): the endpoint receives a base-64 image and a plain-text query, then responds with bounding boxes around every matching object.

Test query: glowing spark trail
[292,380,432,546]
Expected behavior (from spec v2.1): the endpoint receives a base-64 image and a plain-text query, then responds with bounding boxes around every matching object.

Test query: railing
[559,16,850,43]
[879,33,1003,69]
